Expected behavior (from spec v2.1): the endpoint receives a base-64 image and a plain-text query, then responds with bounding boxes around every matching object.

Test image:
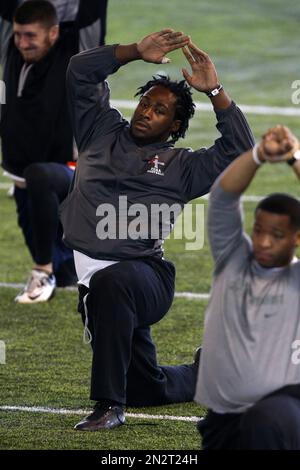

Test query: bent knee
[24,163,51,191]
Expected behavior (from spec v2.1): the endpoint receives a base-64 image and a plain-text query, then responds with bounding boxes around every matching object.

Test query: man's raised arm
[115,29,189,65]
[208,126,299,269]
[178,41,254,201]
[0,0,19,68]
[220,125,299,194]
[67,30,189,151]
[182,41,231,110]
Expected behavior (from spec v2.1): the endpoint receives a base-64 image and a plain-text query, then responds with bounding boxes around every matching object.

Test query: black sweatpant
[77,257,197,406]
[14,162,74,276]
[198,385,300,450]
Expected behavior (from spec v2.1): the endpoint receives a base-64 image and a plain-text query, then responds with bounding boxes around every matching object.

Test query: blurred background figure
[0,0,108,303]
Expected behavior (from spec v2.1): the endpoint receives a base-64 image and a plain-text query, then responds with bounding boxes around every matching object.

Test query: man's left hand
[181,42,219,93]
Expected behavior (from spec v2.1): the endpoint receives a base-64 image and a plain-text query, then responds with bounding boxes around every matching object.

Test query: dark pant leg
[79,259,197,405]
[197,410,242,450]
[87,259,173,404]
[14,186,36,261]
[21,163,73,274]
[239,393,300,450]
[126,326,170,406]
[199,394,300,450]
[126,326,197,406]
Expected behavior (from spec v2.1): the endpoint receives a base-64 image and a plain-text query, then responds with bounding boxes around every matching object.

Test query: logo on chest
[146,155,165,176]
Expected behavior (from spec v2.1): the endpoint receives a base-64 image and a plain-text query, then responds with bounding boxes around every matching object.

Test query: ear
[49,25,59,44]
[294,230,300,248]
[171,120,181,134]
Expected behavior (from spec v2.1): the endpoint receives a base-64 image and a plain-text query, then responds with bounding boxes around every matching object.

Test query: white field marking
[0,189,287,204]
[0,282,210,299]
[0,282,78,291]
[199,194,263,202]
[0,183,12,189]
[0,182,265,202]
[0,405,202,423]
[175,292,210,300]
[112,99,300,117]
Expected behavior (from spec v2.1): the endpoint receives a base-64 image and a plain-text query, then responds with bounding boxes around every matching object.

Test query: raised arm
[67,45,123,151]
[76,0,108,49]
[182,42,231,110]
[220,125,299,193]
[115,29,190,65]
[0,0,18,68]
[179,42,254,201]
[67,30,190,151]
[0,0,19,20]
[208,125,299,269]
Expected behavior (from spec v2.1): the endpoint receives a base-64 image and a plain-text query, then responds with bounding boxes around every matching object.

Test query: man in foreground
[61,29,254,430]
[196,125,300,450]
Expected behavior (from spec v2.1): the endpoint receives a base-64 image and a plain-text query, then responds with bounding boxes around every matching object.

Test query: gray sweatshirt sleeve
[208,178,248,271]
[54,0,108,49]
[0,1,19,68]
[66,45,125,151]
[180,102,255,201]
[48,0,79,22]
[0,14,13,70]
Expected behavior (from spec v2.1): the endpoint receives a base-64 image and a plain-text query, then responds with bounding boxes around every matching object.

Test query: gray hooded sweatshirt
[195,180,300,414]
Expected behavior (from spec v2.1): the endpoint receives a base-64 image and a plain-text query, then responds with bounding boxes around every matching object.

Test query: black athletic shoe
[74,403,125,431]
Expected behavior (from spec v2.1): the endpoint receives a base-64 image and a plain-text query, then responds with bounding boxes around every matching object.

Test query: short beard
[22,37,54,63]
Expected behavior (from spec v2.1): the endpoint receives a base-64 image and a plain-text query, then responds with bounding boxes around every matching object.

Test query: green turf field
[1,0,300,451]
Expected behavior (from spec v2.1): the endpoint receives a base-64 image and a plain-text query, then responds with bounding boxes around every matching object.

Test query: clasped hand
[258,126,299,163]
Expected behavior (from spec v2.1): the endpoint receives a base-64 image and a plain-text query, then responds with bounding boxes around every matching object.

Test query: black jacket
[0,0,108,176]
[60,45,255,261]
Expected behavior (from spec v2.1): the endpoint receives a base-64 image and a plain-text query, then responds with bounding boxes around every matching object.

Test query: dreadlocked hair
[135,75,195,142]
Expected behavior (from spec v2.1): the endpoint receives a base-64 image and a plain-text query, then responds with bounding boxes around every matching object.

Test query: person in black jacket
[61,30,255,431]
[0,0,108,303]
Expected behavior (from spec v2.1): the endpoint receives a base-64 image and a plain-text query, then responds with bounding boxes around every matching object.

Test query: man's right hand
[136,29,190,64]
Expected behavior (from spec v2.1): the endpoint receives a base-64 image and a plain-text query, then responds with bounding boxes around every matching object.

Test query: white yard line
[174,292,210,300]
[0,405,202,423]
[112,99,300,116]
[0,183,265,202]
[199,194,263,202]
[0,282,78,291]
[0,183,11,189]
[0,282,210,299]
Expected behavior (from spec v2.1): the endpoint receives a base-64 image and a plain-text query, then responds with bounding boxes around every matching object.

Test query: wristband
[206,84,223,98]
[287,150,300,166]
[252,144,263,166]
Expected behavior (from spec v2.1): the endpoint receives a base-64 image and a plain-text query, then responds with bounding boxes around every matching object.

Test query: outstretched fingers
[188,42,210,60]
[160,30,190,51]
[165,31,189,44]
[182,45,196,65]
[182,67,192,84]
[156,29,175,37]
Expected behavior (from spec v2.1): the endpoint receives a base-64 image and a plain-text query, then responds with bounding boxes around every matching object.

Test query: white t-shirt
[73,250,118,287]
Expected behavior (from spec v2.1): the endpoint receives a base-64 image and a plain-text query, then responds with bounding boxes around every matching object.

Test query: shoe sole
[15,288,56,304]
[74,419,125,431]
